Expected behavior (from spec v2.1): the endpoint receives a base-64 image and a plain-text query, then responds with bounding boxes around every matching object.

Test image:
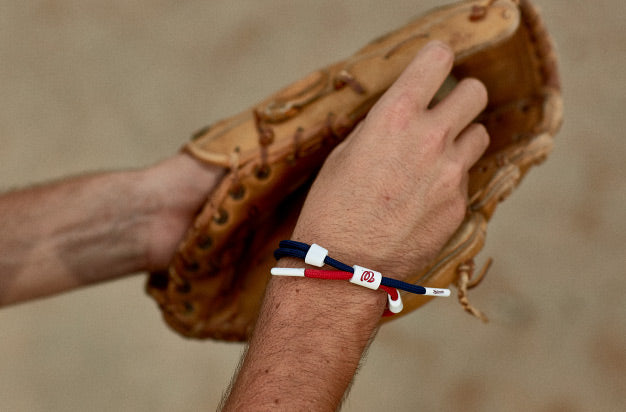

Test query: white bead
[304,243,328,267]
[271,267,305,277]
[387,289,403,314]
[350,265,382,290]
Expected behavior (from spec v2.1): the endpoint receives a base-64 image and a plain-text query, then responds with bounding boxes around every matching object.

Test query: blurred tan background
[0,1,624,411]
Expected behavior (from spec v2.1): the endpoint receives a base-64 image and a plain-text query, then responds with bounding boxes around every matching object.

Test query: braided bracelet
[272,241,450,316]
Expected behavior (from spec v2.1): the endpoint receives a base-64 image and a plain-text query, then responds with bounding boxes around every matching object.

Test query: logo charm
[360,271,376,283]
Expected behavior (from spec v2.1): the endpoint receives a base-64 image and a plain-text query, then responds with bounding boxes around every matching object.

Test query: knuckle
[435,163,464,198]
[422,124,451,150]
[453,198,468,221]
[368,92,413,133]
[445,158,465,181]
[452,188,469,214]
[441,192,467,227]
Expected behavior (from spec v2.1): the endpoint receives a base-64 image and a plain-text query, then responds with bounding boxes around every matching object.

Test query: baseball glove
[147,0,562,341]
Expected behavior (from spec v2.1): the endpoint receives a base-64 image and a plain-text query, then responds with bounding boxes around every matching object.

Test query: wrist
[136,153,225,271]
[226,256,386,410]
[274,241,442,316]
[289,228,415,283]
[273,256,387,324]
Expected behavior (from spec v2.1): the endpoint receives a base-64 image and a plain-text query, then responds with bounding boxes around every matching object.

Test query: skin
[0,154,224,305]
[0,41,488,410]
[221,41,488,411]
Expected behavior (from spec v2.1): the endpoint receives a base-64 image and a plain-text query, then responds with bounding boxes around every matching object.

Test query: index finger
[377,40,455,112]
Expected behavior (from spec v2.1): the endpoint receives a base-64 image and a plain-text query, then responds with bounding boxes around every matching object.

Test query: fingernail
[424,40,452,52]
[422,40,454,64]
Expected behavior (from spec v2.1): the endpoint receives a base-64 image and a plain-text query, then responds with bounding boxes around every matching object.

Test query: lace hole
[229,185,246,200]
[213,209,229,225]
[254,165,271,180]
[183,301,194,313]
[197,235,213,250]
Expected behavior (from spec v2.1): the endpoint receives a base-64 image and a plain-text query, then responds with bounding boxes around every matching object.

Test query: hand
[291,41,489,280]
[139,153,224,271]
[224,41,490,410]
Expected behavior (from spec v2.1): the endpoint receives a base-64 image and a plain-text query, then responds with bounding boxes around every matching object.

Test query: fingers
[356,40,489,173]
[379,41,455,112]
[454,123,490,170]
[432,77,488,139]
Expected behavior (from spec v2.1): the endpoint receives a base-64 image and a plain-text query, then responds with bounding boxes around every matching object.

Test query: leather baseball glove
[147,0,562,341]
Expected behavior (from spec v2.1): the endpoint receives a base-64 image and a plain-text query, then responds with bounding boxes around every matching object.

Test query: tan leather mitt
[146,0,562,341]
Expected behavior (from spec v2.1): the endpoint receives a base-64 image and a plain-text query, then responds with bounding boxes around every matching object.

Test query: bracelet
[274,240,450,296]
[272,241,450,316]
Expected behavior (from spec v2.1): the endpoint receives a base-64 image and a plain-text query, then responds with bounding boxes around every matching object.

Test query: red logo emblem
[360,271,376,283]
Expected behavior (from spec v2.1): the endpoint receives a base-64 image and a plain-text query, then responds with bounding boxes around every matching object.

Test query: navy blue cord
[274,241,428,295]
[380,277,426,295]
[273,247,305,261]
[276,242,353,272]
[279,240,308,251]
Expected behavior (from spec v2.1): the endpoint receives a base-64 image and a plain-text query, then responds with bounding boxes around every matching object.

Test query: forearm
[223,257,387,411]
[0,153,224,306]
[0,170,152,304]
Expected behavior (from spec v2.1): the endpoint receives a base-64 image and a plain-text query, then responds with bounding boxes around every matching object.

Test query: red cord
[303,269,399,316]
[304,269,352,280]
[380,285,399,317]
[379,285,397,299]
